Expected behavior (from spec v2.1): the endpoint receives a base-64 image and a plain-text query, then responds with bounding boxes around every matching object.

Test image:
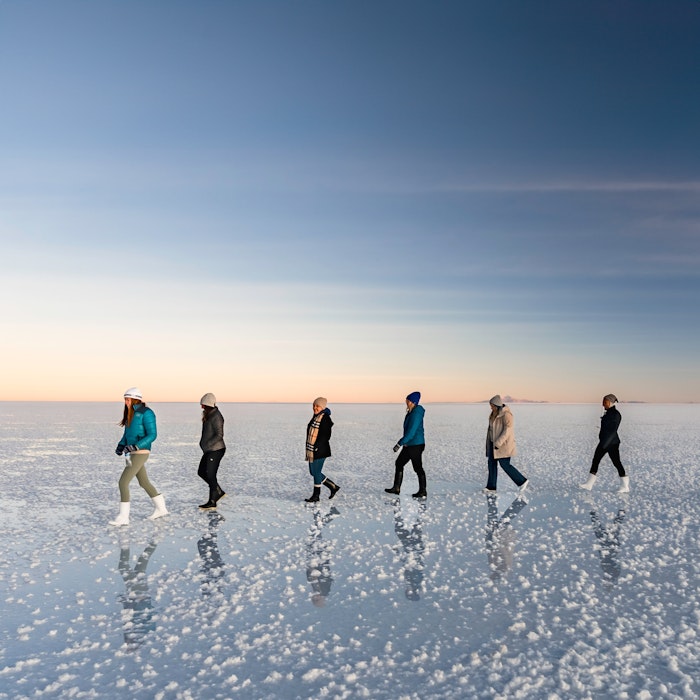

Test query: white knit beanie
[200,393,217,407]
[124,387,143,400]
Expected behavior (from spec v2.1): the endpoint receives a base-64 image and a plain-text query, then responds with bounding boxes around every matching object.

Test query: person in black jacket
[304,397,340,502]
[580,394,629,493]
[197,393,227,509]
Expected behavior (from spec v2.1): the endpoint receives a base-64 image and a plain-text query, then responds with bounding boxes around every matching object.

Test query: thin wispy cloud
[438,180,700,194]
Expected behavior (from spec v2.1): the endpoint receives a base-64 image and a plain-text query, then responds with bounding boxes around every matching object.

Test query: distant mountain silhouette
[480,395,548,404]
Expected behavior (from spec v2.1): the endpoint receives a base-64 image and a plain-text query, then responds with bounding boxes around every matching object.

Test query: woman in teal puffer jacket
[109,387,168,526]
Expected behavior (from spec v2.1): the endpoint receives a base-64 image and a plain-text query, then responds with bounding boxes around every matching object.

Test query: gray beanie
[313,397,328,409]
[489,395,505,407]
[200,393,217,407]
[603,394,618,404]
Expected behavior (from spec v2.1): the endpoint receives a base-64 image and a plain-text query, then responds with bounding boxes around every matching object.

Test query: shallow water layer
[1,402,699,699]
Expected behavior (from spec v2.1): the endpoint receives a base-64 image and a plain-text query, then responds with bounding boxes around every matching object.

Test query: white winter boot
[617,476,630,494]
[579,473,597,491]
[147,494,168,520]
[109,502,130,526]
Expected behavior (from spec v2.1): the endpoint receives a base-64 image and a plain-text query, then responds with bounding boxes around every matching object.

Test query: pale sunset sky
[1,1,699,403]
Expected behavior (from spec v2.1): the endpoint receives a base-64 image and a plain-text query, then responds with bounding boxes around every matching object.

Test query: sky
[1,0,699,403]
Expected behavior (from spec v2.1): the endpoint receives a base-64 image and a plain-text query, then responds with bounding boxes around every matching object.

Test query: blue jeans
[308,458,327,486]
[487,454,526,490]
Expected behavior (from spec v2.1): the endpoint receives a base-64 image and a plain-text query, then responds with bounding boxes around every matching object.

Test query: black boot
[305,486,321,502]
[215,486,226,503]
[385,468,403,495]
[324,479,340,499]
[199,500,217,509]
[412,471,427,498]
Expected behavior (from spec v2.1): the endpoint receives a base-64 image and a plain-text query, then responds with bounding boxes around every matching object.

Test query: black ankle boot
[199,500,217,509]
[324,479,340,499]
[305,486,321,502]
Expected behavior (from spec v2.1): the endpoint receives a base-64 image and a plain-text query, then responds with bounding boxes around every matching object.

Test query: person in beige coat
[485,395,529,493]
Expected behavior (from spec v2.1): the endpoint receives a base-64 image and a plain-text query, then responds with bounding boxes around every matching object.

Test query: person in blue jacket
[385,391,427,498]
[110,387,168,525]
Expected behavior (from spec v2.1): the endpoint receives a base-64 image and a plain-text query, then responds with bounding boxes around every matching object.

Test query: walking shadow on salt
[485,494,529,584]
[392,499,426,601]
[589,507,626,588]
[306,506,339,607]
[198,511,226,601]
[117,538,158,651]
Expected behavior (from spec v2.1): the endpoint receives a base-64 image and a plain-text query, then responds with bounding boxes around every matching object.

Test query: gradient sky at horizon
[1,0,699,403]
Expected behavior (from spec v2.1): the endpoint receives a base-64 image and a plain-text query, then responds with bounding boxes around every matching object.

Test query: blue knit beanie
[406,391,421,405]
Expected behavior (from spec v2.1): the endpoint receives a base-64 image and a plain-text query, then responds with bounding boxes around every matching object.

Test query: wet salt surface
[1,402,699,699]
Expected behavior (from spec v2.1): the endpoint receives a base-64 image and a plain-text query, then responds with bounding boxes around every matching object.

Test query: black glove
[115,444,125,456]
[124,444,139,453]
[393,443,401,453]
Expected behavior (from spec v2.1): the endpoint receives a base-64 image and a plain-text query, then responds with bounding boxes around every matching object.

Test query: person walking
[580,394,629,493]
[110,387,168,526]
[484,395,529,494]
[304,397,340,502]
[385,391,427,498]
[197,393,227,509]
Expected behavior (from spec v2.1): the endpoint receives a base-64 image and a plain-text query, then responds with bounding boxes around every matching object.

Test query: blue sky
[1,0,699,402]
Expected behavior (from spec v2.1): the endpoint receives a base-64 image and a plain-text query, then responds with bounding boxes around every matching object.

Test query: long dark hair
[202,405,216,423]
[119,399,145,427]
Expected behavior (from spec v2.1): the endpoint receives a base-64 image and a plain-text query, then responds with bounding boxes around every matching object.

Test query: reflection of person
[485,494,528,583]
[385,392,427,498]
[484,395,528,494]
[110,387,168,525]
[304,398,340,503]
[118,540,157,650]
[305,506,339,606]
[590,508,626,587]
[392,500,426,600]
[580,394,629,493]
[198,511,226,599]
[197,393,227,509]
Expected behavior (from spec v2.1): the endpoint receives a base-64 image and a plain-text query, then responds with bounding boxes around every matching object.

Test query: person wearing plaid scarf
[304,397,340,502]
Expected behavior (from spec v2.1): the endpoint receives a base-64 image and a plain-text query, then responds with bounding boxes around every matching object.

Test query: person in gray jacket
[197,393,227,509]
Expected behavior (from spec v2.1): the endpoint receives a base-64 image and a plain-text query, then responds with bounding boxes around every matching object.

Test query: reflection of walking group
[108,386,630,525]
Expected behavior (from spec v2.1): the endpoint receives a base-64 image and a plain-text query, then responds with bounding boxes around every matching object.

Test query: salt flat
[1,402,698,699]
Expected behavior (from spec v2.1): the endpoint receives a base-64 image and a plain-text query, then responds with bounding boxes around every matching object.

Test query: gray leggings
[118,453,159,501]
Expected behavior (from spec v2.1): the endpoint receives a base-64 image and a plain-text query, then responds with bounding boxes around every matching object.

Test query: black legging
[198,448,226,501]
[590,443,626,477]
[396,444,426,482]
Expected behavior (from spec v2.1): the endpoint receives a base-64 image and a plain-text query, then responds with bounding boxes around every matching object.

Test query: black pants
[590,443,625,477]
[198,448,226,500]
[395,444,426,482]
